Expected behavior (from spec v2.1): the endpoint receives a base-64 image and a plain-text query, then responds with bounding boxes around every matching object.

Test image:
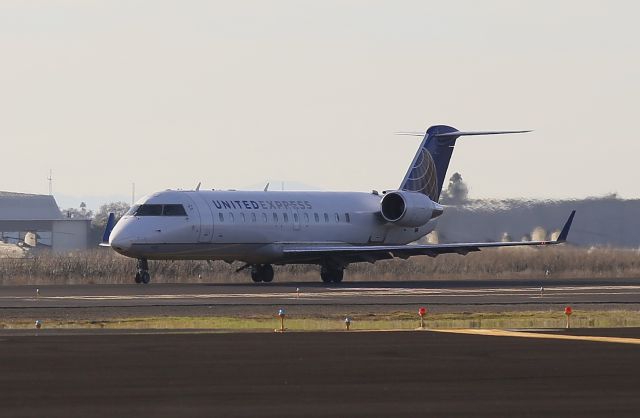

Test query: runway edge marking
[429,328,640,345]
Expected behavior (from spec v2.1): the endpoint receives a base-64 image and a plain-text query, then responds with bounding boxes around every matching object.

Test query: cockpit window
[126,205,140,216]
[135,204,163,216]
[132,204,187,216]
[162,204,187,216]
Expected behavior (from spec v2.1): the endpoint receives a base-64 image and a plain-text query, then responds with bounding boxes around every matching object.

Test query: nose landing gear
[250,264,274,283]
[135,258,150,284]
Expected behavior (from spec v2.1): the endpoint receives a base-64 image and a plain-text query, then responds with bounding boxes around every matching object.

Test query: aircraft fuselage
[109,190,438,264]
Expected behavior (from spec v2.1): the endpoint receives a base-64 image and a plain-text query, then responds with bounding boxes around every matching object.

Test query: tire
[141,271,151,284]
[135,272,142,284]
[251,269,263,283]
[261,265,274,283]
[321,268,344,283]
[333,269,344,283]
[320,271,333,283]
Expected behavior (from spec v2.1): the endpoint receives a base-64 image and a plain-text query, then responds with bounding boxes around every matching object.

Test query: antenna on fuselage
[195,182,201,191]
[263,182,270,192]
[47,169,53,196]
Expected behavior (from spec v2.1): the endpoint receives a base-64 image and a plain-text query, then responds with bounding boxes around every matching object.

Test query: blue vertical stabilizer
[400,126,530,202]
[101,213,116,246]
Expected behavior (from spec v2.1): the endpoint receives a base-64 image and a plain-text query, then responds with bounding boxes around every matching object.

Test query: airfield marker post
[564,306,573,329]
[277,308,286,332]
[345,317,351,331]
[35,320,42,329]
[418,307,427,329]
[36,288,40,299]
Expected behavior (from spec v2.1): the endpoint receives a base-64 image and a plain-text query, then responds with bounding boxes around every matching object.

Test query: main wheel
[260,264,274,283]
[140,271,151,284]
[251,269,263,283]
[251,264,274,283]
[320,267,344,283]
[134,272,142,284]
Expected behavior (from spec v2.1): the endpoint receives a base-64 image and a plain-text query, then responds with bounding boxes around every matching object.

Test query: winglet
[101,212,116,246]
[557,210,576,242]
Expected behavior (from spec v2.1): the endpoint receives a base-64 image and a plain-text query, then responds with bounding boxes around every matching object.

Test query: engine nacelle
[380,191,443,227]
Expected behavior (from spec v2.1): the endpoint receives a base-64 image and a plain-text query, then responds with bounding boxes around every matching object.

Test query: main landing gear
[251,264,274,283]
[135,258,150,284]
[320,266,344,284]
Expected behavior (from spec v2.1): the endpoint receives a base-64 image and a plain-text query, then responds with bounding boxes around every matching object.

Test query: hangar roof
[0,191,63,221]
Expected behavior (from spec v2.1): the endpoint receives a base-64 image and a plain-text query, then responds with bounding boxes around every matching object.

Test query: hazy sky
[1,1,638,209]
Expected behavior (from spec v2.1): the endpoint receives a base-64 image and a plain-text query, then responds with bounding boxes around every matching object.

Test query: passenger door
[185,194,214,243]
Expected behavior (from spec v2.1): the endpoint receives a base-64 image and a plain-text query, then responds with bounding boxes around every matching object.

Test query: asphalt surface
[1,277,640,318]
[1,329,640,417]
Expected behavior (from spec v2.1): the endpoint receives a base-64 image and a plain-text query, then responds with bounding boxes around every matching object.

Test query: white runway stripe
[2,285,640,302]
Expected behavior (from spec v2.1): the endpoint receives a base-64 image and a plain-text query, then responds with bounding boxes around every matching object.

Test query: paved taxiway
[1,278,639,318]
[1,329,640,417]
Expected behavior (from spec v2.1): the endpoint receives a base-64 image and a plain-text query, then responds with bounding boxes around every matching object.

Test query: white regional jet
[103,125,575,284]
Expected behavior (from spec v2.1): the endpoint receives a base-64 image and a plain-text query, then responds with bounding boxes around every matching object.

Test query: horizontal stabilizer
[434,130,531,137]
[397,130,531,138]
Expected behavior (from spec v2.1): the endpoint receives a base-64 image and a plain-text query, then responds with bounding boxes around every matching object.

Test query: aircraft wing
[281,211,575,264]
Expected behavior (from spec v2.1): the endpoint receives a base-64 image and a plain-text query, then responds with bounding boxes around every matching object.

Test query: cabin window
[314,213,320,223]
[283,213,289,223]
[262,213,268,223]
[335,213,340,222]
[324,213,329,223]
[229,212,234,223]
[273,213,278,223]
[162,204,187,216]
[303,213,309,224]
[345,213,351,223]
[219,213,224,222]
[293,213,299,223]
[252,213,257,223]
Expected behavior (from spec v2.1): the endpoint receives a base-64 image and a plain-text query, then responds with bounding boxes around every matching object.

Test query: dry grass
[0,246,639,285]
[2,310,640,330]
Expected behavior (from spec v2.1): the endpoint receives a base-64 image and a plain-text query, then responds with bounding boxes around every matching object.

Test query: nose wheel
[250,264,274,283]
[135,258,150,284]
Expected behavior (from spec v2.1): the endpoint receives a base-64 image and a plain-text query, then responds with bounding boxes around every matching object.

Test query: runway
[1,329,640,417]
[3,279,640,416]
[1,278,640,311]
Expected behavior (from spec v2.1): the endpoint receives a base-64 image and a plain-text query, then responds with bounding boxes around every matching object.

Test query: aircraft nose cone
[109,230,133,251]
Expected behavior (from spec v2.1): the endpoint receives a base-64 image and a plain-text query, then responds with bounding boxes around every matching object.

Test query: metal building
[0,191,90,252]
